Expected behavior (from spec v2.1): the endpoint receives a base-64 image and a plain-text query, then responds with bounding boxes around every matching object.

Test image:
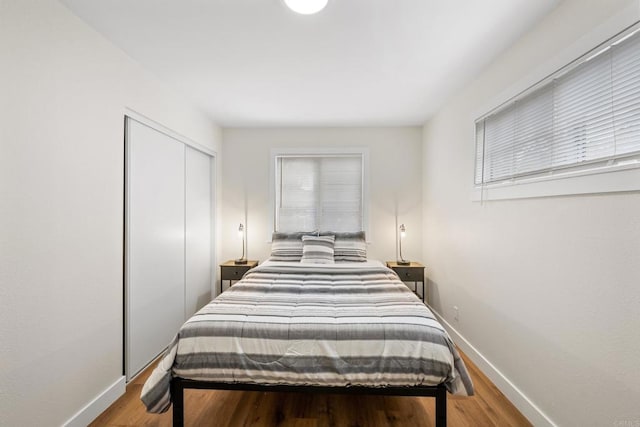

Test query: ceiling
[60,0,560,127]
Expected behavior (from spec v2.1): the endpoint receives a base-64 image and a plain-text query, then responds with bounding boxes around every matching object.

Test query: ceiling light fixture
[284,0,328,15]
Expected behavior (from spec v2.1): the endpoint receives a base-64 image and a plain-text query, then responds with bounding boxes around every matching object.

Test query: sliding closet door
[185,147,212,317]
[125,118,185,381]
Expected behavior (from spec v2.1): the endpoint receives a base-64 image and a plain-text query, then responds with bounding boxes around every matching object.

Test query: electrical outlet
[453,305,459,321]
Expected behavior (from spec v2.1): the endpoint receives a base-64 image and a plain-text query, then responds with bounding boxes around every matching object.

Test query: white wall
[422,0,640,426]
[220,127,422,276]
[0,1,221,426]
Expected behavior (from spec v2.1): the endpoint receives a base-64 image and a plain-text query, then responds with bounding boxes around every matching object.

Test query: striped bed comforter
[141,261,474,413]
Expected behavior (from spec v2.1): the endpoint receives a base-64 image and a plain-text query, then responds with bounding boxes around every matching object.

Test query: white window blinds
[475,25,640,185]
[276,155,363,232]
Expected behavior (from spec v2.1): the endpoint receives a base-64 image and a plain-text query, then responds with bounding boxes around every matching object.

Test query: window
[273,149,367,232]
[475,24,640,189]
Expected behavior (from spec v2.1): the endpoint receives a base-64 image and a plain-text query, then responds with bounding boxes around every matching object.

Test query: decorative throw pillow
[322,231,367,262]
[300,235,335,264]
[270,232,308,262]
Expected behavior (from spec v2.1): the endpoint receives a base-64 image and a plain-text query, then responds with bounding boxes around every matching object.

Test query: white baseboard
[63,376,126,427]
[429,307,557,427]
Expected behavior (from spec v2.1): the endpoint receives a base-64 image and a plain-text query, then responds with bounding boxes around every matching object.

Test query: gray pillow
[300,235,335,264]
[321,231,367,262]
[270,232,309,262]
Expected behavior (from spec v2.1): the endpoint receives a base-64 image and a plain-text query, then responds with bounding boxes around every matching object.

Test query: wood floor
[90,350,531,427]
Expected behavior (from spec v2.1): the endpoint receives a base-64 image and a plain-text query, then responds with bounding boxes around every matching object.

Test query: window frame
[472,19,640,201]
[270,147,370,238]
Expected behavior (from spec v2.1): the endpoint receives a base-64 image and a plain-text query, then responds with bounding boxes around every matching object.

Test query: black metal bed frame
[170,377,447,427]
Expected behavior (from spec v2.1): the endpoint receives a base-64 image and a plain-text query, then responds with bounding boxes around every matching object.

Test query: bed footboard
[170,378,447,427]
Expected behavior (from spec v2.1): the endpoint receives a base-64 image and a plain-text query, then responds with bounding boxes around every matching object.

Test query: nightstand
[386,261,426,303]
[220,260,258,294]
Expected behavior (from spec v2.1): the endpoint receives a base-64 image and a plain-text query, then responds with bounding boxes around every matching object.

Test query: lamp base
[234,259,248,265]
[396,260,410,266]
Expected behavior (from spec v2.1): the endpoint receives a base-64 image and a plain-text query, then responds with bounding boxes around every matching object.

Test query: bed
[141,252,474,426]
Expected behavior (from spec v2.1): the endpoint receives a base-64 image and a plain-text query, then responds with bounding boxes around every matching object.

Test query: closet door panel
[126,119,185,380]
[185,147,212,317]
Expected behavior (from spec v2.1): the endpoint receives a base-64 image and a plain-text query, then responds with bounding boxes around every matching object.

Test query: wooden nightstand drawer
[221,265,252,281]
[219,260,259,294]
[386,261,426,303]
[393,267,424,282]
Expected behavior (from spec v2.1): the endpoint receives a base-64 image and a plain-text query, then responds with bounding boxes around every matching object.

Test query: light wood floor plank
[90,349,532,427]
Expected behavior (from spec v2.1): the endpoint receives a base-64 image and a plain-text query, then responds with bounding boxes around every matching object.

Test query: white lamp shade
[284,0,328,15]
